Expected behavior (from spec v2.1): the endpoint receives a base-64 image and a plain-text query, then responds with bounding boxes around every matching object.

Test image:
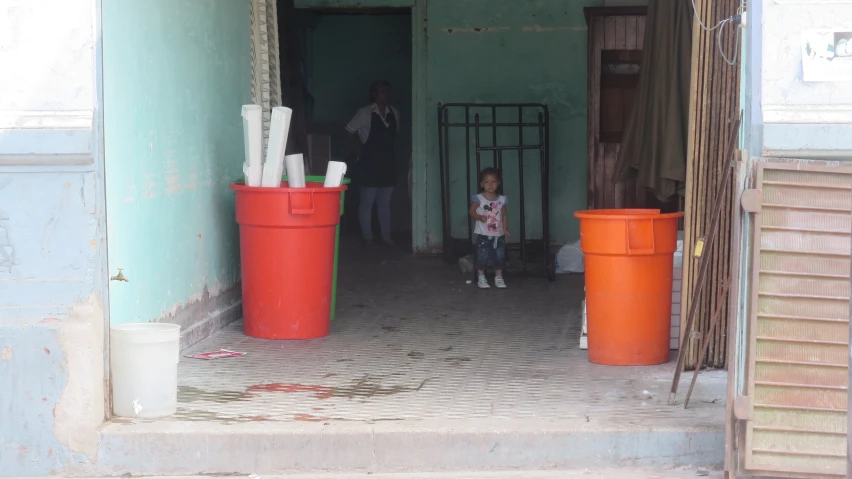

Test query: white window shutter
[250,0,283,153]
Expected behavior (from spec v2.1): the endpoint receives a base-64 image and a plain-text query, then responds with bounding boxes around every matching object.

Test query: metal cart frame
[437,102,553,279]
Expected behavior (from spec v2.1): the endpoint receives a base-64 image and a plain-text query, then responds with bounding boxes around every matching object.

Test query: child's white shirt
[471,194,508,237]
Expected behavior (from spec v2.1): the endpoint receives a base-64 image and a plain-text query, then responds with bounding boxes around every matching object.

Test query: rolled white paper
[261,159,284,188]
[261,107,293,188]
[285,154,306,188]
[241,105,263,187]
[324,161,348,188]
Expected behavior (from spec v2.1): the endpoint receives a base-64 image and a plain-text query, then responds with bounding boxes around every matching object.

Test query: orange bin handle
[289,191,316,215]
[625,218,656,255]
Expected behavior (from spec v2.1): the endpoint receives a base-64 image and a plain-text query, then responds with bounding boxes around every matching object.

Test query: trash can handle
[288,191,316,215]
[626,218,655,255]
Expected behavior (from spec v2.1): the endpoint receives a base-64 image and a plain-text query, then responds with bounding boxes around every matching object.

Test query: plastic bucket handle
[288,191,315,215]
[626,218,656,255]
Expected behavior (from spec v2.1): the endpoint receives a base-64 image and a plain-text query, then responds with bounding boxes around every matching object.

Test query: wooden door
[585,7,646,210]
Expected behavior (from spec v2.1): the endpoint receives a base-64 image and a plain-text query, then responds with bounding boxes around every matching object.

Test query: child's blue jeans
[474,234,506,272]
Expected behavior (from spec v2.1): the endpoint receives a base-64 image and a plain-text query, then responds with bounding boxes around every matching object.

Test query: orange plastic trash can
[231,181,347,339]
[574,209,683,366]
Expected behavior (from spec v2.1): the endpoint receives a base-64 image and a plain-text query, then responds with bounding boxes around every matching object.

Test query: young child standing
[468,168,509,289]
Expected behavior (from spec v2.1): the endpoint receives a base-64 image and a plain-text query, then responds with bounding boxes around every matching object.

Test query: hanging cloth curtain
[612,0,693,201]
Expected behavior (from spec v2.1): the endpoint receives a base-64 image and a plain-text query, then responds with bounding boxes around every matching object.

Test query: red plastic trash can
[231,181,347,339]
[574,209,683,366]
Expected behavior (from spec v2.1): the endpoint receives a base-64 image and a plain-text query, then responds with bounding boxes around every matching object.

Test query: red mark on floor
[293,413,329,422]
[39,318,59,324]
[44,348,50,355]
[246,383,333,400]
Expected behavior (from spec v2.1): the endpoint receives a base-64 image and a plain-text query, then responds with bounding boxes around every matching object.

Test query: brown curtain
[612,0,693,201]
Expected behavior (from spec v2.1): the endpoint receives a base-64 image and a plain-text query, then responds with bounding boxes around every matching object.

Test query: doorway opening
[100,3,734,472]
[288,6,413,246]
[127,3,728,427]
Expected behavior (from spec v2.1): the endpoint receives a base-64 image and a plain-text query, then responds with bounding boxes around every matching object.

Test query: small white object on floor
[466,280,472,284]
[185,349,247,360]
[324,161,348,187]
[458,254,474,274]
[555,240,584,273]
[241,105,263,187]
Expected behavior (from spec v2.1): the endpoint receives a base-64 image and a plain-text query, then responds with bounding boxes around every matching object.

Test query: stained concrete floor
[167,240,725,426]
[100,238,728,475]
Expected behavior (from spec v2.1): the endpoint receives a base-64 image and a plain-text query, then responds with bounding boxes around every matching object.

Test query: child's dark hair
[477,167,501,192]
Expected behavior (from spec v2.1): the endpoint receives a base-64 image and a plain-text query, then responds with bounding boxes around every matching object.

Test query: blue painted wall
[102,0,252,325]
[0,0,107,475]
[1,0,253,475]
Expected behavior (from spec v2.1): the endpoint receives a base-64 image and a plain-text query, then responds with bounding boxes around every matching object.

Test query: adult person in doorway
[345,80,400,248]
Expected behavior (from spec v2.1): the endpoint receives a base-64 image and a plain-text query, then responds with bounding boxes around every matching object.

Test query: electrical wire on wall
[690,0,745,66]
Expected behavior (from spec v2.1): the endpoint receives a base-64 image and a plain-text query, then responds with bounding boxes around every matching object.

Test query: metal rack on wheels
[437,103,553,279]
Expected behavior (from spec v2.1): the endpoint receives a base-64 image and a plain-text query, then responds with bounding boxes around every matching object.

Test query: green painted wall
[297,0,650,250]
[419,0,602,249]
[103,0,251,324]
[308,13,413,231]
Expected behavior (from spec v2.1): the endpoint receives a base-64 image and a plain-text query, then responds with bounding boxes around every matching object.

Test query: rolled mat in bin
[574,209,684,366]
[231,181,347,339]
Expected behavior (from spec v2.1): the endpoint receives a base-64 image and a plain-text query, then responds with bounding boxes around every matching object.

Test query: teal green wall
[308,13,413,231]
[297,0,649,251]
[103,0,251,324]
[418,0,601,249]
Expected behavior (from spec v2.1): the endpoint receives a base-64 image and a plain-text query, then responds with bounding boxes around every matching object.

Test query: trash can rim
[230,181,347,193]
[236,176,352,185]
[574,209,684,220]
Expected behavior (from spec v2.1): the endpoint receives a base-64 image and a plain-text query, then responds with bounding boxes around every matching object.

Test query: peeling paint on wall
[522,25,587,32]
[444,26,511,34]
[0,327,62,475]
[0,207,14,273]
[53,295,105,462]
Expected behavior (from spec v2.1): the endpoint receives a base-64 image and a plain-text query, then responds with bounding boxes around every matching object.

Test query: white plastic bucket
[110,323,181,418]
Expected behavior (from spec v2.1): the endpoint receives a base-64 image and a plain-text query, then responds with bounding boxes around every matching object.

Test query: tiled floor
[150,239,726,429]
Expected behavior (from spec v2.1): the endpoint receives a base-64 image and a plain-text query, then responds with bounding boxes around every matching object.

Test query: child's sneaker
[494,276,507,289]
[477,276,491,289]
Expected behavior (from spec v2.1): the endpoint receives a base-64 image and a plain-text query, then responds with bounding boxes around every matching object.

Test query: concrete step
[89,419,724,476]
[72,471,723,479]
